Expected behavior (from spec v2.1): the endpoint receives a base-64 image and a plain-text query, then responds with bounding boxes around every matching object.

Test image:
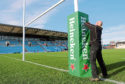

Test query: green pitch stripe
[1,55,125,84]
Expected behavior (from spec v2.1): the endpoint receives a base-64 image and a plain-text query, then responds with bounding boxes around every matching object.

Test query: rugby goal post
[22,0,65,61]
[68,0,92,77]
[74,0,78,12]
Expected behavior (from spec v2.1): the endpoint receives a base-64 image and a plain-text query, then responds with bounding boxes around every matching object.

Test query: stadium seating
[26,46,44,52]
[0,40,6,45]
[0,40,68,54]
[0,46,22,54]
[42,46,58,52]
[9,40,19,45]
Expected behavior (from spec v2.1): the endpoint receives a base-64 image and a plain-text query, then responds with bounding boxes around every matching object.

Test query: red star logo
[70,64,75,71]
[83,64,89,72]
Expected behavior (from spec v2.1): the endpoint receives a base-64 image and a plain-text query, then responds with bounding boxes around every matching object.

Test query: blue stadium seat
[26,46,44,53]
[0,46,22,54]
[0,40,68,54]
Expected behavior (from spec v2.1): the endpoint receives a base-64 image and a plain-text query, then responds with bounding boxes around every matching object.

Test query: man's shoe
[90,78,100,81]
[99,73,108,78]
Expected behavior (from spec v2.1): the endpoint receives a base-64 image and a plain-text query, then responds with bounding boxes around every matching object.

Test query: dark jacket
[84,23,102,45]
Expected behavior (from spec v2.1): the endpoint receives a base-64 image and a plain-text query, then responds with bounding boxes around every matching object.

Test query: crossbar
[25,0,65,27]
[22,0,65,61]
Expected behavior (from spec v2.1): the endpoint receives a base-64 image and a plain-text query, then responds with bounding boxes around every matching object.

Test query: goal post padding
[68,11,92,77]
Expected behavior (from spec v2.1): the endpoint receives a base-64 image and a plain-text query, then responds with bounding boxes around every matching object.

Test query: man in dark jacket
[84,21,108,81]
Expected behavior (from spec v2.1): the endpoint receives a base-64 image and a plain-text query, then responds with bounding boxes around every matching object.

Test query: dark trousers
[90,43,107,78]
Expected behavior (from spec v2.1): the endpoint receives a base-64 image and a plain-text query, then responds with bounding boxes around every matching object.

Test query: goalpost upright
[22,0,65,61]
[22,0,91,78]
[68,0,92,77]
[22,0,26,61]
[74,0,79,12]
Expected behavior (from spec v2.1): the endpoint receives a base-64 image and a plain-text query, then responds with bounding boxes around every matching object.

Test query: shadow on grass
[106,61,125,77]
[98,61,125,77]
[109,67,125,77]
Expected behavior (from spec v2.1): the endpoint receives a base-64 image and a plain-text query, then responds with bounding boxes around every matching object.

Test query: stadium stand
[0,23,68,54]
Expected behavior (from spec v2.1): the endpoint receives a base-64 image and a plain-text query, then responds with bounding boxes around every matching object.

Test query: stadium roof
[0,23,68,38]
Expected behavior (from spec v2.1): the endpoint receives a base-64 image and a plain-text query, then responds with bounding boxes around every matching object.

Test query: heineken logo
[81,16,89,60]
[69,17,76,60]
[81,16,86,26]
[70,64,75,71]
[83,64,89,72]
[82,43,89,60]
[68,12,92,77]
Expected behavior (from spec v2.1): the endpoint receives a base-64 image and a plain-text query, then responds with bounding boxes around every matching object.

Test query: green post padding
[68,11,92,77]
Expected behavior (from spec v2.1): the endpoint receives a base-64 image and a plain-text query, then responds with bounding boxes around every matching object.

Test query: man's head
[96,21,103,27]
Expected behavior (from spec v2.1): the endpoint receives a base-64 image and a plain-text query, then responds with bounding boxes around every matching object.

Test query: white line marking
[1,56,125,84]
[25,60,68,72]
[2,56,68,72]
[121,58,125,59]
[101,78,125,84]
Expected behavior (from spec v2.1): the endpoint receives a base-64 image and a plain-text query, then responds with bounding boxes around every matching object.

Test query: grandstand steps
[0,40,68,53]
[37,41,47,52]
[18,40,22,45]
[25,48,28,52]
[40,45,47,52]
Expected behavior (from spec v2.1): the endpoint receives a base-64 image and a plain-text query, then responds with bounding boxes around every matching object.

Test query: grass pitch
[0,49,125,84]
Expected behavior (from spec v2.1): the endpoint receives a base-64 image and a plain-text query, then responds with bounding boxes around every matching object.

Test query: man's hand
[85,22,90,24]
[84,22,96,29]
[84,22,91,27]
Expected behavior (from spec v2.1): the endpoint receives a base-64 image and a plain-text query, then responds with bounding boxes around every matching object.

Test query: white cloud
[26,8,57,29]
[0,0,63,29]
[0,13,20,25]
[25,0,63,29]
[0,0,38,26]
[102,24,125,44]
[103,25,125,33]
[4,0,37,12]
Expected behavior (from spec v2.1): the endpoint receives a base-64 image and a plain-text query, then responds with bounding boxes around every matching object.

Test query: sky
[0,0,125,44]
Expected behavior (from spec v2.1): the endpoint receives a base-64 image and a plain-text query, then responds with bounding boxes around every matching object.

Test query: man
[84,21,108,81]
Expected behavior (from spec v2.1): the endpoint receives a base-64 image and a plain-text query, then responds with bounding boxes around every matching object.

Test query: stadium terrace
[0,23,68,54]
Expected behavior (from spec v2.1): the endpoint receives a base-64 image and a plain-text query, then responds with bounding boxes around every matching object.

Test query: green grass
[0,49,125,84]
